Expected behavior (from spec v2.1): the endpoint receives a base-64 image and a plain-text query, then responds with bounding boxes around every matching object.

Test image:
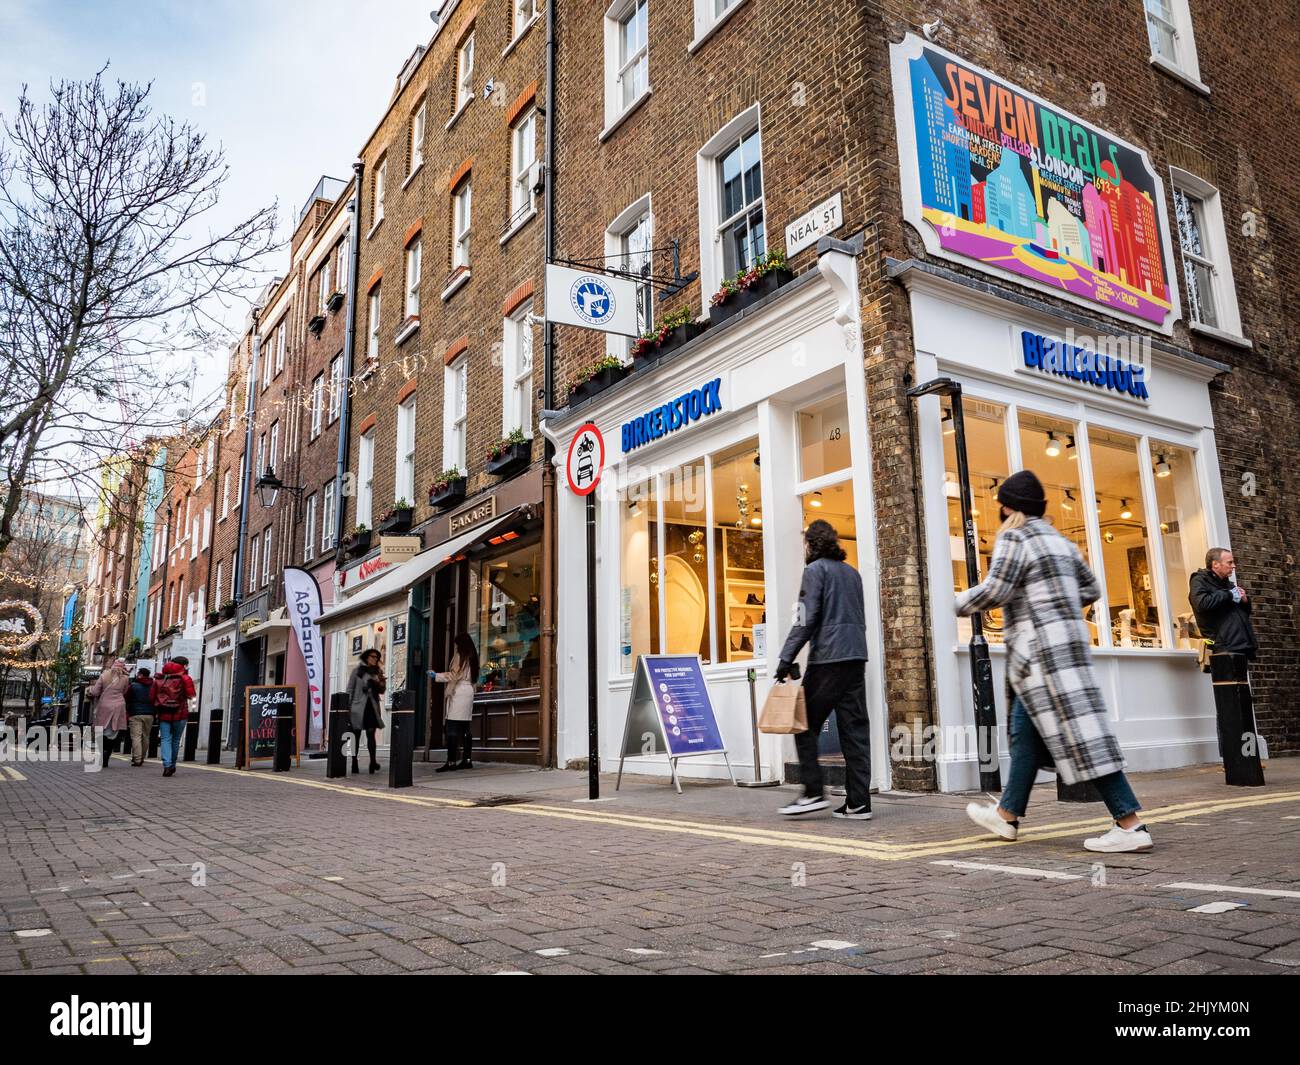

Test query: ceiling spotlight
[1120,498,1133,520]
[1045,431,1061,458]
[809,492,824,509]
[750,516,762,526]
[1104,530,1115,543]
[1062,488,1075,512]
[1155,454,1172,478]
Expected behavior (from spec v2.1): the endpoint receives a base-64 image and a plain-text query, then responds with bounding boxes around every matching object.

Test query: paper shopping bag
[758,680,808,734]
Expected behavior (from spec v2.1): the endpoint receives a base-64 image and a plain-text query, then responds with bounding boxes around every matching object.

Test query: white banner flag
[283,566,326,744]
[545,264,642,337]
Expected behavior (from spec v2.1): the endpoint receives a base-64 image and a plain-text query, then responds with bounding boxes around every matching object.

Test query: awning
[317,510,519,634]
[243,607,291,638]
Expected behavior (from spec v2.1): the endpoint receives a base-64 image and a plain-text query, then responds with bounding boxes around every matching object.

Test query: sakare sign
[891,36,1179,332]
[621,378,723,454]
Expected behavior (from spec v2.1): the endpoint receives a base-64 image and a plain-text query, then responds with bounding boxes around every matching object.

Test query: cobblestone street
[2,751,1298,975]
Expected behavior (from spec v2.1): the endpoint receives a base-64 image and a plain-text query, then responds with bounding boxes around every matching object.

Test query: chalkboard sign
[244,686,296,765]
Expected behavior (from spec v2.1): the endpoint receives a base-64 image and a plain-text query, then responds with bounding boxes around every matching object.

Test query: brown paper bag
[758,680,808,734]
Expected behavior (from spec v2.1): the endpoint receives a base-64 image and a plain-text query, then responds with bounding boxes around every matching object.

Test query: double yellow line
[185,762,1300,863]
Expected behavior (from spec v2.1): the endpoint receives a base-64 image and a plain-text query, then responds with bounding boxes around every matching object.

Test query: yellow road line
[3,766,25,782]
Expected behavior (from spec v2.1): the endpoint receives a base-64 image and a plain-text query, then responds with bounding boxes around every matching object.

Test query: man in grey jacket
[775,520,872,820]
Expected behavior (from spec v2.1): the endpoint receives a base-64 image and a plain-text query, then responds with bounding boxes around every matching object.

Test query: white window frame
[221,469,231,519]
[1170,168,1245,342]
[409,100,426,175]
[443,357,468,471]
[260,332,272,389]
[368,289,382,360]
[510,109,538,222]
[236,453,245,509]
[262,526,272,587]
[318,260,331,315]
[357,429,375,528]
[322,481,336,551]
[453,182,472,269]
[405,240,422,319]
[396,396,417,502]
[696,105,764,302]
[691,0,747,51]
[275,319,286,372]
[514,0,539,39]
[269,422,280,473]
[1144,0,1206,89]
[456,32,475,110]
[256,434,266,484]
[502,303,535,437]
[190,517,199,560]
[603,0,649,131]
[373,158,386,231]
[214,561,224,610]
[248,535,259,592]
[304,493,317,562]
[328,356,343,422]
[605,195,654,358]
[337,237,350,294]
[202,506,211,551]
[310,373,324,438]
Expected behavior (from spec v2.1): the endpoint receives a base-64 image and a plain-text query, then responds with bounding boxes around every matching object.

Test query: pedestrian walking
[88,659,130,769]
[125,667,155,767]
[344,648,386,774]
[957,470,1152,853]
[774,519,873,820]
[1189,548,1258,661]
[428,633,479,772]
[151,657,196,777]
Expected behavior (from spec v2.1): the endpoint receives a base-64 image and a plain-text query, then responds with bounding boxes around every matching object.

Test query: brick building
[544,0,1300,789]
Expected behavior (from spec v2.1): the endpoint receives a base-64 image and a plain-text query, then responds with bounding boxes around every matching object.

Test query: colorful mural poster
[891,37,1179,331]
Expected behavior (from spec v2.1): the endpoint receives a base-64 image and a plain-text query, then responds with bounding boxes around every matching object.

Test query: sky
[0,0,440,421]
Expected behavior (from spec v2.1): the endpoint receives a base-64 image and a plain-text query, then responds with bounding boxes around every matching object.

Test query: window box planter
[736,266,793,309]
[656,319,707,355]
[428,477,467,510]
[709,251,793,325]
[308,313,327,335]
[220,601,237,620]
[326,290,345,312]
[568,363,629,405]
[376,507,413,534]
[485,439,531,478]
[206,610,220,627]
[343,528,372,558]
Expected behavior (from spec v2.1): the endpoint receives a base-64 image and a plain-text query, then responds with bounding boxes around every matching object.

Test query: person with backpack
[125,667,155,767]
[151,657,196,777]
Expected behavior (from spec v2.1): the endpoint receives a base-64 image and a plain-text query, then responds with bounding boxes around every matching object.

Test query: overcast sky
[0,0,438,419]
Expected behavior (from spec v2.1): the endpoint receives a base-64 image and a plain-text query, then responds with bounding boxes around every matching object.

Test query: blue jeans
[159,719,186,768]
[999,697,1140,821]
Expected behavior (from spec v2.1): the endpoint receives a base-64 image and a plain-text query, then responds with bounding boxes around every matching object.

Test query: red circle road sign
[566,423,605,496]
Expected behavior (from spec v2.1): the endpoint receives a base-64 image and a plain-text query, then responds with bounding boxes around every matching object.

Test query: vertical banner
[283,567,325,745]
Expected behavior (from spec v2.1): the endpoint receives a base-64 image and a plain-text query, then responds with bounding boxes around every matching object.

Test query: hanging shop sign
[449,496,497,536]
[545,264,641,337]
[1019,330,1150,401]
[890,35,1179,331]
[785,192,844,257]
[620,378,723,454]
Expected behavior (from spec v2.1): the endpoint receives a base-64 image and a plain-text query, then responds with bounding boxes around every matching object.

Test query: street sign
[784,191,844,257]
[566,423,605,496]
[545,264,642,336]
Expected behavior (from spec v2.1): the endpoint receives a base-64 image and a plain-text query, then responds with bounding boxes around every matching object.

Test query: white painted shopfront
[897,261,1231,791]
[547,244,890,789]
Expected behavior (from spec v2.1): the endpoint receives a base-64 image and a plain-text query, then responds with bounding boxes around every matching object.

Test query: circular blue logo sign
[569,275,616,326]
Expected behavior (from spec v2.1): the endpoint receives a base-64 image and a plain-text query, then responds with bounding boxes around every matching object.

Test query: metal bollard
[388,689,414,789]
[1210,652,1265,787]
[273,699,295,772]
[206,707,224,764]
[183,709,201,762]
[326,692,349,779]
[148,723,160,759]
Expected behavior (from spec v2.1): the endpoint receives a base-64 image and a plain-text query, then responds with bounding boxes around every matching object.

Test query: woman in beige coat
[429,634,478,772]
[88,659,131,768]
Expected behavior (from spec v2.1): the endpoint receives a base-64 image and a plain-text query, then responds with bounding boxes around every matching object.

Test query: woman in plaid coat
[955,470,1153,853]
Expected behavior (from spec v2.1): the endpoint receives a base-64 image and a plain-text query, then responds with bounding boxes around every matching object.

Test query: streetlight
[254,467,304,509]
[906,376,1002,791]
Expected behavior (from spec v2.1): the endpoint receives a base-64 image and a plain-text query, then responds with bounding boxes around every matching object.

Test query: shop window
[1151,441,1206,648]
[661,461,712,663]
[1089,427,1163,648]
[801,483,858,568]
[469,540,542,692]
[798,394,852,480]
[941,398,1010,616]
[711,439,764,663]
[619,478,661,672]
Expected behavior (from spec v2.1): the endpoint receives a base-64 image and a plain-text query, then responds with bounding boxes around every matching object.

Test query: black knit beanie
[997,470,1047,518]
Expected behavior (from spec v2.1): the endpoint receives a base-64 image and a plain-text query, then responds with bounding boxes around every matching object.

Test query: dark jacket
[778,557,868,666]
[1189,568,1258,659]
[125,678,154,717]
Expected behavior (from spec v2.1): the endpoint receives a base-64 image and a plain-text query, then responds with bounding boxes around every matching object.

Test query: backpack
[154,673,188,714]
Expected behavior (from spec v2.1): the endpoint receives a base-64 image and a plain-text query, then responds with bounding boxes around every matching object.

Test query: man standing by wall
[1190,549,1259,663]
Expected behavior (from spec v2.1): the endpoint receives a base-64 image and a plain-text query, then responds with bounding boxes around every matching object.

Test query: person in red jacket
[151,657,197,777]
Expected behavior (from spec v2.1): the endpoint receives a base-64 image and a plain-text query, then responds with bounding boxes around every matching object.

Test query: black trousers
[445,720,472,763]
[794,660,872,809]
[347,728,377,765]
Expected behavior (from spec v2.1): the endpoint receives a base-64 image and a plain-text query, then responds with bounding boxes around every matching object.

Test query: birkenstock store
[547,242,890,788]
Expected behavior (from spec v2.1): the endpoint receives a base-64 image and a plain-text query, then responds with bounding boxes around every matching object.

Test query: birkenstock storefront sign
[620,378,723,454]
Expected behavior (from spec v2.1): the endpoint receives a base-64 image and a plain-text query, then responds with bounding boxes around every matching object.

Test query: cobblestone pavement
[1,748,1298,975]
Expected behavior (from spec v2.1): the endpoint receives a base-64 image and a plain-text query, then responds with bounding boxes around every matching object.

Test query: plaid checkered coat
[954,517,1125,784]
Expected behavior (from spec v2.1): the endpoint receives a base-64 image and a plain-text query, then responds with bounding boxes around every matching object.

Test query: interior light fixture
[1120,498,1133,520]
[1062,488,1075,512]
[1066,434,1077,460]
[1045,431,1061,458]
[809,491,824,509]
[1155,454,1172,478]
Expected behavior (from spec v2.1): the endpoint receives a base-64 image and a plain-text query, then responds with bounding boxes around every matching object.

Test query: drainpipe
[538,0,558,768]
[227,313,262,728]
[334,162,364,551]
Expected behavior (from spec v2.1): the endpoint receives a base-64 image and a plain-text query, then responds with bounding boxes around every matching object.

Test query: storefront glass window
[801,482,857,567]
[1089,428,1163,648]
[660,461,712,662]
[712,439,765,663]
[619,479,660,672]
[469,540,541,691]
[941,397,1010,602]
[1151,441,1205,649]
[798,395,852,480]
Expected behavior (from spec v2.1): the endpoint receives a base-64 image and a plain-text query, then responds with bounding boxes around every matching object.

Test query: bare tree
[0,69,277,560]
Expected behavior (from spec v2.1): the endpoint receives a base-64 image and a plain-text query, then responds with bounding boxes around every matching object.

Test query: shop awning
[243,607,291,637]
[317,510,519,634]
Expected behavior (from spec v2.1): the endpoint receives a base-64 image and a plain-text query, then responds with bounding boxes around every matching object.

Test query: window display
[620,479,660,672]
[711,440,765,663]
[468,541,541,691]
[941,398,1010,615]
[798,394,852,480]
[1151,441,1206,648]
[661,461,711,662]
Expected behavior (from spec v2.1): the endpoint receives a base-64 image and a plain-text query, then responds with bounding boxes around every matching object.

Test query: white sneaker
[965,802,1019,841]
[778,792,830,816]
[832,803,873,820]
[1084,823,1153,853]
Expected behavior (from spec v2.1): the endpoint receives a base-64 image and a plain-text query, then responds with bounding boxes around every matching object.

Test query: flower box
[485,439,531,477]
[220,601,237,620]
[308,312,327,335]
[736,266,793,309]
[206,610,220,627]
[428,477,467,510]
[709,252,793,325]
[343,528,373,557]
[326,290,345,312]
[377,507,413,534]
[657,320,707,355]
[569,364,629,405]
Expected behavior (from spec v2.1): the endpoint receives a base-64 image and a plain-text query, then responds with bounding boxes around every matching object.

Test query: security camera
[922,18,943,41]
[483,78,495,100]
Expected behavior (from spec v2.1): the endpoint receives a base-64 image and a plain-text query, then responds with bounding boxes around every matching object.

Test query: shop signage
[566,423,605,496]
[891,36,1178,331]
[617,655,729,792]
[449,496,497,536]
[1019,330,1150,401]
[620,378,723,454]
[243,685,296,765]
[343,555,391,589]
[379,535,421,564]
[214,634,233,652]
[283,567,325,743]
[545,264,641,337]
[785,192,844,257]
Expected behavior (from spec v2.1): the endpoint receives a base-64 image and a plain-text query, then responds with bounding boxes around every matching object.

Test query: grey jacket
[778,557,868,665]
[345,666,385,730]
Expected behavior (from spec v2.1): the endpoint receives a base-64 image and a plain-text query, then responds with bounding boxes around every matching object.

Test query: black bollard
[388,689,414,789]
[183,708,201,763]
[1056,777,1103,803]
[206,707,224,764]
[273,699,294,772]
[326,692,349,779]
[1210,652,1265,787]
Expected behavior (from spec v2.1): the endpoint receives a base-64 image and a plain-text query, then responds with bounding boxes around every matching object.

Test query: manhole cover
[469,795,532,808]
